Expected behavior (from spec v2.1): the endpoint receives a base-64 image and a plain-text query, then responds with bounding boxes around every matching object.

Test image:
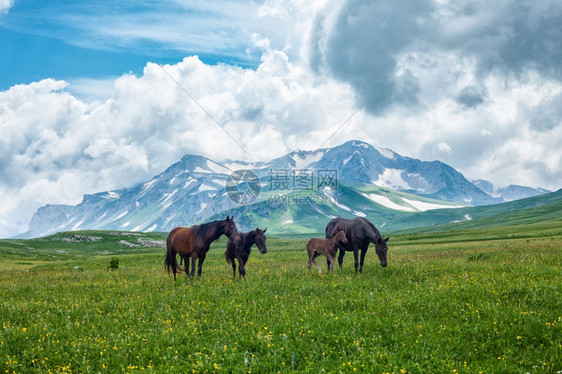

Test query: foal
[306,229,347,274]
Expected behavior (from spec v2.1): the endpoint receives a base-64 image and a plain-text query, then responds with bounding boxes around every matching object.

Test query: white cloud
[0,51,358,237]
[0,0,14,14]
[435,142,452,153]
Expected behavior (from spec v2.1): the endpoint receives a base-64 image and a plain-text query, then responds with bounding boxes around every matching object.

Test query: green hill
[395,188,562,233]
[219,188,562,235]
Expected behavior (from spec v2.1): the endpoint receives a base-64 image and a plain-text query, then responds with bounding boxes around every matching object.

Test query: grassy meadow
[1,223,561,373]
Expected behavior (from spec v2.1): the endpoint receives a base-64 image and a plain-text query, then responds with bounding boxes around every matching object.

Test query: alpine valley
[21,140,554,238]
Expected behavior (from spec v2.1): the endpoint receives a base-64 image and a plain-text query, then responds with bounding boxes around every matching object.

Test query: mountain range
[21,140,551,238]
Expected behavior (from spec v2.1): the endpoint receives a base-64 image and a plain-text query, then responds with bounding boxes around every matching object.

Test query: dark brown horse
[325,217,389,273]
[306,229,347,274]
[164,216,240,280]
[225,228,267,278]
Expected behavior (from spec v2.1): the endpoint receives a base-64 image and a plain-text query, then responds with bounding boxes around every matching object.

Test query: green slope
[0,230,167,269]
[395,189,562,233]
[220,188,562,235]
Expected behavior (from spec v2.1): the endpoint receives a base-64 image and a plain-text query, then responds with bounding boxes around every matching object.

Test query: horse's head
[222,216,241,244]
[375,236,389,267]
[255,228,267,254]
[335,229,348,244]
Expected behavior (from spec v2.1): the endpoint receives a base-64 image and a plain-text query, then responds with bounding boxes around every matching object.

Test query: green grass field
[1,223,561,373]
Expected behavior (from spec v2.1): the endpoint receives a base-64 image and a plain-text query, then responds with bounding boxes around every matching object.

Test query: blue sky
[1,0,265,92]
[2,1,161,88]
[1,0,561,237]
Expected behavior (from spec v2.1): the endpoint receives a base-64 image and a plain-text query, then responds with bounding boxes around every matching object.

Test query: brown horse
[164,216,241,280]
[306,229,348,274]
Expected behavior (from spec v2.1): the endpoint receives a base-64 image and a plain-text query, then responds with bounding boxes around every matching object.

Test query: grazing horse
[306,229,348,274]
[164,216,240,280]
[225,228,267,278]
[325,217,389,273]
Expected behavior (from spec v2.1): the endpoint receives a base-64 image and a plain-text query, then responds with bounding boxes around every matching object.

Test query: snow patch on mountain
[196,203,207,214]
[293,151,325,169]
[206,160,231,174]
[104,191,119,199]
[373,169,412,190]
[343,151,360,166]
[112,210,128,221]
[184,177,196,188]
[142,179,158,191]
[323,189,352,211]
[132,223,147,231]
[376,147,395,159]
[198,184,215,192]
[72,220,84,231]
[160,189,178,209]
[401,197,464,211]
[363,193,415,212]
[351,141,369,149]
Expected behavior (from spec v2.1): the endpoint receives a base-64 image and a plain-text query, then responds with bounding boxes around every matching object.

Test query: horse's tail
[325,219,336,239]
[224,251,233,265]
[164,228,183,274]
[163,250,176,275]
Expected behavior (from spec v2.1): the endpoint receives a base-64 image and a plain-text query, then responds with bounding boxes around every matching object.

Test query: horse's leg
[190,254,197,278]
[237,254,246,279]
[326,249,332,271]
[307,252,313,271]
[326,253,336,272]
[337,248,345,269]
[311,252,322,274]
[352,245,360,274]
[230,257,237,278]
[183,256,190,277]
[197,252,207,278]
[306,245,314,272]
[359,247,368,273]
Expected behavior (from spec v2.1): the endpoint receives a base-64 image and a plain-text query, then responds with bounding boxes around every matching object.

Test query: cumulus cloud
[309,0,562,111]
[0,51,358,237]
[306,0,562,185]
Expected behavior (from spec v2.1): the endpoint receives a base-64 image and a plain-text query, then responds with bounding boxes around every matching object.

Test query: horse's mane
[195,219,222,240]
[358,217,382,239]
[233,230,255,252]
[361,218,381,238]
[245,229,257,244]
